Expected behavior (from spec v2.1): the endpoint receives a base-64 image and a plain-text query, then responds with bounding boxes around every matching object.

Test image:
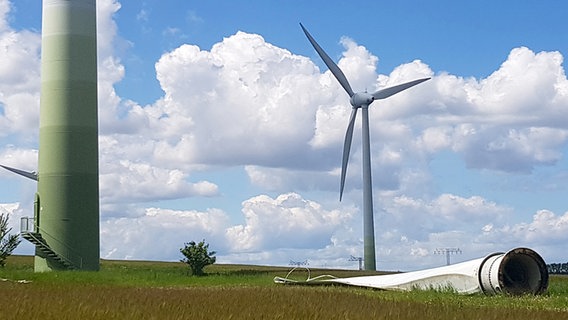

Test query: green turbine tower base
[35,0,100,271]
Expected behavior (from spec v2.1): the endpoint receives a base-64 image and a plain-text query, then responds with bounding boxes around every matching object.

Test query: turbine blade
[340,108,358,201]
[0,164,38,181]
[300,23,355,97]
[372,77,430,100]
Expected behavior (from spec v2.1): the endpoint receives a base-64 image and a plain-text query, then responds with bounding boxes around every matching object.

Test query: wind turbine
[300,23,430,271]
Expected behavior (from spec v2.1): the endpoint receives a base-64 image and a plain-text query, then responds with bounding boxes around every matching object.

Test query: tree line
[547,263,568,274]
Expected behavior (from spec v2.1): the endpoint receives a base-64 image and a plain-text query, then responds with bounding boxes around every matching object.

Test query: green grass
[1,255,567,319]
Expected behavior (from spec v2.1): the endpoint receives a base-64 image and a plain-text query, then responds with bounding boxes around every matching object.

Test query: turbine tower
[300,24,429,270]
[2,0,99,271]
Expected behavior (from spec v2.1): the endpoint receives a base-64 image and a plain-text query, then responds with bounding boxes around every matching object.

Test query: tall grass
[1,256,567,319]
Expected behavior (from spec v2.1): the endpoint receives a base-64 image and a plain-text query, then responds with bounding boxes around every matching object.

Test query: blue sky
[1,0,568,270]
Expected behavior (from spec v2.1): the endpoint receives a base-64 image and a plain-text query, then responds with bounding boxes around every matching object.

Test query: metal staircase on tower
[20,217,78,270]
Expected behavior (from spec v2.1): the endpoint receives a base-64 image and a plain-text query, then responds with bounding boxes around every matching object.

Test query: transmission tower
[289,259,309,267]
[434,248,462,265]
[349,255,363,270]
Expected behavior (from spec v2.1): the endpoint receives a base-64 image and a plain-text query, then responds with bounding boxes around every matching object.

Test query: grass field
[1,255,567,319]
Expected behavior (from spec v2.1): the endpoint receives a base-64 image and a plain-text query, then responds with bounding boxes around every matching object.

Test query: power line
[434,248,462,265]
[349,255,363,270]
[289,259,309,267]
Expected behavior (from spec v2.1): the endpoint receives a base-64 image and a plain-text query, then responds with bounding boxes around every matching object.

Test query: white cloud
[380,193,512,241]
[96,190,568,270]
[0,0,10,32]
[481,209,568,245]
[99,192,359,265]
[473,47,566,117]
[110,27,568,196]
[151,32,326,168]
[101,206,230,260]
[96,0,122,60]
[245,165,337,193]
[0,202,22,225]
[0,7,41,138]
[226,193,353,252]
[337,36,379,91]
[0,146,37,175]
[477,209,568,264]
[100,159,219,203]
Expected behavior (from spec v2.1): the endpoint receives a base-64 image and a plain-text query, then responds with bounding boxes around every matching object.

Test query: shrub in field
[180,240,216,276]
[0,212,21,267]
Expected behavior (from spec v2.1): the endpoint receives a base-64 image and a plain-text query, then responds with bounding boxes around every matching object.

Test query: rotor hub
[350,92,374,107]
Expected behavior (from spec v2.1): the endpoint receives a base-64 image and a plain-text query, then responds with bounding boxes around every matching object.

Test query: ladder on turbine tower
[20,217,81,270]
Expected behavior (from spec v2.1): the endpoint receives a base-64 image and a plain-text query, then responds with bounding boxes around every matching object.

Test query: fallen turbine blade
[300,23,355,97]
[275,247,549,296]
[340,108,358,201]
[372,77,430,100]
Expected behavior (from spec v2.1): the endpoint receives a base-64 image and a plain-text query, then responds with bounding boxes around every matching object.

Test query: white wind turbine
[300,23,430,270]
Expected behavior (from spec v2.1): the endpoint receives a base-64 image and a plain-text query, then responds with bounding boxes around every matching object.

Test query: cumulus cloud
[150,32,324,168]
[418,48,568,173]
[365,193,515,269]
[99,192,356,263]
[480,210,568,248]
[0,146,37,175]
[473,48,567,118]
[226,193,353,251]
[101,22,568,197]
[0,1,41,140]
[101,207,230,260]
[0,0,9,32]
[100,159,219,203]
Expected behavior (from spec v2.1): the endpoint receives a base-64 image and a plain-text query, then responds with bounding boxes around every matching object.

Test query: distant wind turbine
[300,23,430,271]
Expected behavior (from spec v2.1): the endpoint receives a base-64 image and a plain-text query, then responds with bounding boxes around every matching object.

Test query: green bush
[180,240,216,276]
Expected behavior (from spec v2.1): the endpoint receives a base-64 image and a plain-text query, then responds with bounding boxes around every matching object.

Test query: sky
[1,0,568,271]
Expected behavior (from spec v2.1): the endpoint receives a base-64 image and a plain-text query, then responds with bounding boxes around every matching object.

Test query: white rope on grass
[273,266,337,285]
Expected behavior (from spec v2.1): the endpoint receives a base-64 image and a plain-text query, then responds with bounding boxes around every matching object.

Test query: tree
[0,212,21,267]
[180,240,216,276]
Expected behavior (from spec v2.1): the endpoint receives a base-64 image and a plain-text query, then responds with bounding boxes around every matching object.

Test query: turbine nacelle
[350,92,374,108]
